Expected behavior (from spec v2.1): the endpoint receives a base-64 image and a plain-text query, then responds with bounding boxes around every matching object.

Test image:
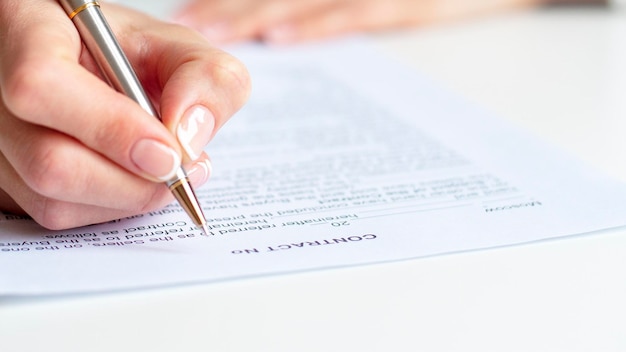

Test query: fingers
[0,99,213,229]
[0,151,155,230]
[124,23,250,163]
[0,106,162,210]
[173,0,413,44]
[4,61,186,183]
[173,0,252,42]
[159,49,250,162]
[173,0,335,43]
[185,152,213,188]
[0,1,229,229]
[0,111,213,229]
[1,2,248,177]
[262,0,424,44]
[1,1,185,183]
[173,0,517,45]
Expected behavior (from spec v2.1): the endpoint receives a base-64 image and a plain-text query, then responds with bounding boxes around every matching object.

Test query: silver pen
[57,0,210,235]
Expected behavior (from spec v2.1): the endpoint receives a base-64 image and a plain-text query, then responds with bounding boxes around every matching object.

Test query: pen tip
[201,224,211,236]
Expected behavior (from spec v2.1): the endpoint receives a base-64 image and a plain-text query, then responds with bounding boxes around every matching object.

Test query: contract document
[2,40,626,295]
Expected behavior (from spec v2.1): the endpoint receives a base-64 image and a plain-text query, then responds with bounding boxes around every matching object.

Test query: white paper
[2,39,626,296]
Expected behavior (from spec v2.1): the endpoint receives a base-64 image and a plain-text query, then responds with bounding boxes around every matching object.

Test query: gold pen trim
[68,1,100,20]
[168,178,207,228]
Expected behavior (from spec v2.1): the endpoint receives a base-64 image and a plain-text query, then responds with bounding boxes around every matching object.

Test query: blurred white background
[2,2,626,351]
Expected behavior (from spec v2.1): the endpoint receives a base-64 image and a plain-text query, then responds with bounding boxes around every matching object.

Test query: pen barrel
[57,1,208,229]
[57,0,158,117]
[58,0,187,187]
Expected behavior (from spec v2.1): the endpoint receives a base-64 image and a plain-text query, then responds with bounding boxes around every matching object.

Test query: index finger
[103,4,251,166]
[110,10,251,161]
[0,1,186,182]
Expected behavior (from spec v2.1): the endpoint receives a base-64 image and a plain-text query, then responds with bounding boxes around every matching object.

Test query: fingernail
[263,24,298,45]
[177,105,215,160]
[187,159,212,187]
[131,139,181,181]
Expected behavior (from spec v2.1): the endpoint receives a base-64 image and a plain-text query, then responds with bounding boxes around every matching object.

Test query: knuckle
[89,114,129,150]
[22,144,74,198]
[2,59,55,119]
[211,53,251,107]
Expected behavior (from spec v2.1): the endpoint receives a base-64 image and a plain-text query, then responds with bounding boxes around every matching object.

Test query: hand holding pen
[0,0,250,229]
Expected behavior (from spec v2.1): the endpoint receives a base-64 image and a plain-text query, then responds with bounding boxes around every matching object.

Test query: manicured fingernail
[263,24,298,44]
[187,159,212,187]
[131,139,181,181]
[177,105,215,160]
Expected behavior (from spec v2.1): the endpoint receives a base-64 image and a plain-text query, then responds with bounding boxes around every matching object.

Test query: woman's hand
[174,0,541,44]
[0,1,250,229]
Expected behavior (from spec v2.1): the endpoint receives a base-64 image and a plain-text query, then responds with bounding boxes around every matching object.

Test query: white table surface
[2,4,626,352]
